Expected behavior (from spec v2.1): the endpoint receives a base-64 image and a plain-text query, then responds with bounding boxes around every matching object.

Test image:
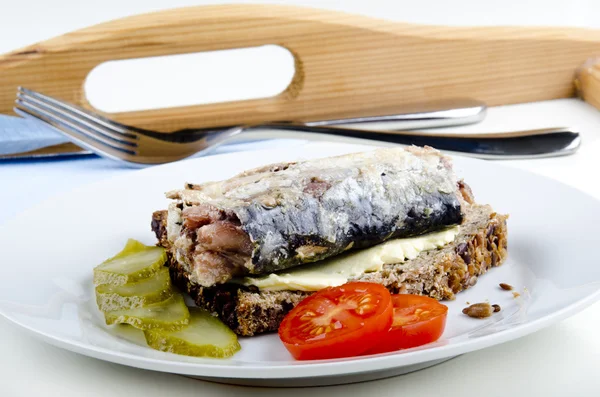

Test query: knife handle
[2,4,600,132]
[254,125,581,159]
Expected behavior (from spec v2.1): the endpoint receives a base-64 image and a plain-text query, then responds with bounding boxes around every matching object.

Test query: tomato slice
[278,282,393,360]
[367,294,448,354]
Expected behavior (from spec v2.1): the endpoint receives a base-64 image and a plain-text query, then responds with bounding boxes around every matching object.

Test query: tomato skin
[278,282,393,360]
[367,294,448,355]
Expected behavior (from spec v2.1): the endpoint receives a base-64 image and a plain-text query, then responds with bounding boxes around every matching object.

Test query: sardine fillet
[162,147,464,287]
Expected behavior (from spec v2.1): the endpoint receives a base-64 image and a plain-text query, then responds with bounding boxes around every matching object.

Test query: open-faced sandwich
[150,146,508,339]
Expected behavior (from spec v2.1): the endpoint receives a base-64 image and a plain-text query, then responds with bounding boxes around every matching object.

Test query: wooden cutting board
[2,3,600,136]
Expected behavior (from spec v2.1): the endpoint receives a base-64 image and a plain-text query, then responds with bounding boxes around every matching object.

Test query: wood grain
[1,4,600,132]
[575,58,600,110]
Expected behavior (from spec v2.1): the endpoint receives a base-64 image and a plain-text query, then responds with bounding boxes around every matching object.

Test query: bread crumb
[492,304,501,312]
[512,292,521,298]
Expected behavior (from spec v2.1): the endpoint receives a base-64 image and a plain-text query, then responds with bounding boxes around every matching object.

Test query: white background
[1,1,600,396]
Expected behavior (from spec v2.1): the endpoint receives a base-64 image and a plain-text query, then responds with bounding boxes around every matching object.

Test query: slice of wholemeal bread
[152,204,507,336]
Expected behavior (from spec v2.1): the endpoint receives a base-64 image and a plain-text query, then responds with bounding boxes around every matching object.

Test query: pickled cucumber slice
[144,308,241,358]
[95,267,173,311]
[111,239,148,257]
[93,239,167,286]
[104,293,190,330]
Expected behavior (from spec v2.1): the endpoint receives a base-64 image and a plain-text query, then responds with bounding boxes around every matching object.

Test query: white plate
[1,142,599,387]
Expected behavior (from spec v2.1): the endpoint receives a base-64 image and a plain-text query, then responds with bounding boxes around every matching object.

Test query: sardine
[163,146,463,287]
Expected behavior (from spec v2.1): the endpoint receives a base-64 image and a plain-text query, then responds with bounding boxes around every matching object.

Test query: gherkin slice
[93,239,167,286]
[111,239,148,257]
[95,267,173,312]
[144,308,241,358]
[104,293,190,331]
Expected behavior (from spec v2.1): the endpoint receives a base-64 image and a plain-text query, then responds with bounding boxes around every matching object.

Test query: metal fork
[14,87,580,166]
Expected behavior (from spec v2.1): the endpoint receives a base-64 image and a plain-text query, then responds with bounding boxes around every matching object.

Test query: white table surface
[2,1,600,396]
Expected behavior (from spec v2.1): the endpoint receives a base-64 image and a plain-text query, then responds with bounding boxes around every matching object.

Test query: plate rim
[2,287,599,378]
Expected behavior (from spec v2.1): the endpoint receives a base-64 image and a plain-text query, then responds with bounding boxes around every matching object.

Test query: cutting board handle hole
[83,45,296,113]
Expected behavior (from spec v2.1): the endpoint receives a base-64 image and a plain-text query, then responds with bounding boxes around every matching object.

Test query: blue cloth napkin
[0,115,69,155]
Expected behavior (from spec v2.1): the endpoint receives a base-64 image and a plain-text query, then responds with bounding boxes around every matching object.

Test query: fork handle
[3,4,600,132]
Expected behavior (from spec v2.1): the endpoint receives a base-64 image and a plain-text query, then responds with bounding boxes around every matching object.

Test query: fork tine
[17,87,138,144]
[14,99,136,157]
[16,91,138,148]
[19,87,136,136]
[14,106,137,165]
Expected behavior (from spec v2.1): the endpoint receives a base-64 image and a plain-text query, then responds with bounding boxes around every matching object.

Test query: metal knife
[0,98,582,160]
